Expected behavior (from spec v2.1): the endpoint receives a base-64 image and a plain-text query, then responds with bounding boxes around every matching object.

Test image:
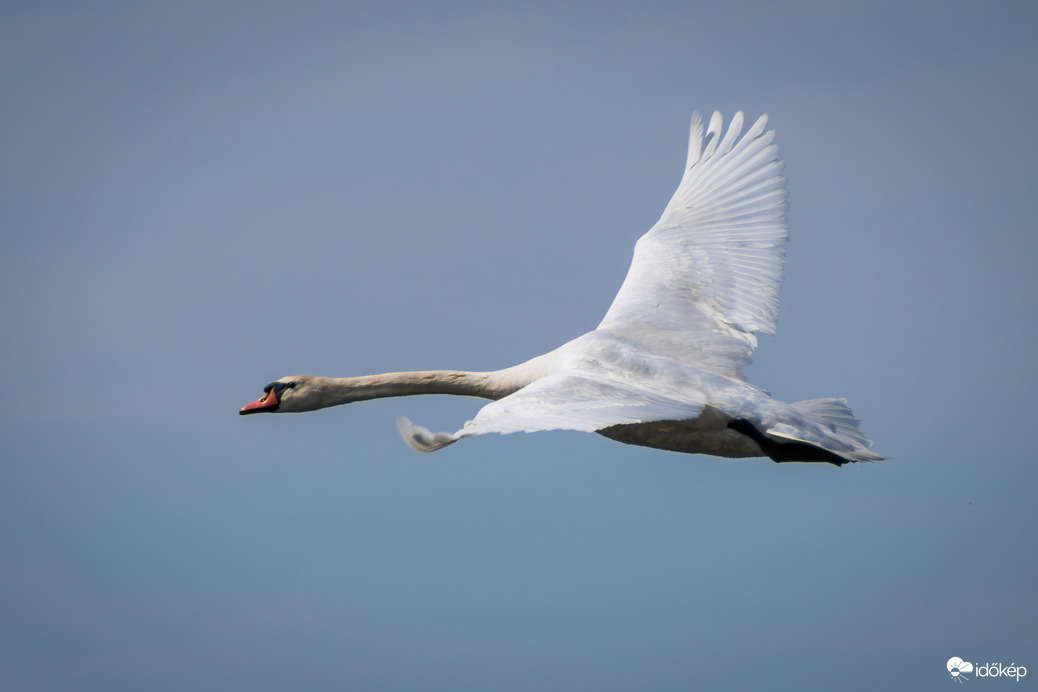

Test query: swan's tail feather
[731,398,884,465]
[396,416,458,453]
[782,398,886,462]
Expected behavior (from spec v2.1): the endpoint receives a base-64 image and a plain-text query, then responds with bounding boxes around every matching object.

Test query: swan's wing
[396,368,705,452]
[461,370,705,437]
[597,111,787,379]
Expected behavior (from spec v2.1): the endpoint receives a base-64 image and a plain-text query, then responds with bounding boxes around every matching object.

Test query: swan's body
[241,111,884,465]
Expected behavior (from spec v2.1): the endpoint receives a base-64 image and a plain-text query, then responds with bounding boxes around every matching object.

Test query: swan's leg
[726,419,849,466]
[396,416,458,453]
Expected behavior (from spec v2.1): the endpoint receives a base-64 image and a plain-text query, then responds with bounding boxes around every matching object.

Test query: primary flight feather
[241,110,884,466]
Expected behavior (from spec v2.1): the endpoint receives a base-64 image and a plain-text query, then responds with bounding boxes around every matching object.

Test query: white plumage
[244,111,884,466]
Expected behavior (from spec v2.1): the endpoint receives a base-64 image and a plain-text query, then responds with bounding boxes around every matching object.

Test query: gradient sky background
[3,2,1037,690]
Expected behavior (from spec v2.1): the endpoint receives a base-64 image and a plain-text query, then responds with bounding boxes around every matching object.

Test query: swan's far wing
[456,370,705,439]
[597,111,787,379]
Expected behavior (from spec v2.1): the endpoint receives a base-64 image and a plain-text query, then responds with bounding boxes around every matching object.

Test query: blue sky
[2,2,1037,690]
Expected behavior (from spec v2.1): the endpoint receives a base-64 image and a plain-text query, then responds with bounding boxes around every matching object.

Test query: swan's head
[239,375,321,415]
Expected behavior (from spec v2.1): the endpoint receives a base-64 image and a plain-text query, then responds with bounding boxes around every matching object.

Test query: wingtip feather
[686,111,705,169]
[701,111,724,159]
[395,416,457,453]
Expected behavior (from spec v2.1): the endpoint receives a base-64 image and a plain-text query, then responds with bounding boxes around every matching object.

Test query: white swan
[241,111,884,465]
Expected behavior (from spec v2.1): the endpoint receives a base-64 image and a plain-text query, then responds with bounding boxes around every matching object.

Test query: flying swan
[241,111,884,465]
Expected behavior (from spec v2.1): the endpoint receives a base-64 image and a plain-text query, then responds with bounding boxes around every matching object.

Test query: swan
[241,110,884,465]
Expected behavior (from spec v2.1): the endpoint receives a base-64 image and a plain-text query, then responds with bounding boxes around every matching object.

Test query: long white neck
[295,354,556,412]
[313,370,512,406]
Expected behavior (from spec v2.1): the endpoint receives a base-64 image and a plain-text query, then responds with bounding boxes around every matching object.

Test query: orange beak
[240,387,280,415]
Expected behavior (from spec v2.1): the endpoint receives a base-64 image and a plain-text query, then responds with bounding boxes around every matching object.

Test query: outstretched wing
[460,369,705,437]
[397,361,706,452]
[597,111,787,379]
[397,111,788,454]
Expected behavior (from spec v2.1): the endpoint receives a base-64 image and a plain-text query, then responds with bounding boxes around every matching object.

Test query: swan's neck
[335,370,508,401]
[290,350,559,412]
[300,368,525,411]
